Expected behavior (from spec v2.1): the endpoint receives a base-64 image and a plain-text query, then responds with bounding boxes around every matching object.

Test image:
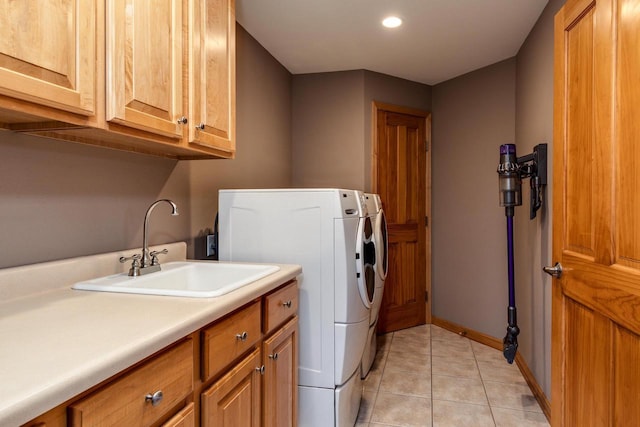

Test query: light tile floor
[356,325,550,427]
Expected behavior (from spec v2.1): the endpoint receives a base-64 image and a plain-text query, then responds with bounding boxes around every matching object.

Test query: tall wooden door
[552,0,640,425]
[373,102,431,333]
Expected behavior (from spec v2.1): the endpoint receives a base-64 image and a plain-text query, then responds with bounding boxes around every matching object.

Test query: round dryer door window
[377,209,389,280]
[356,216,376,307]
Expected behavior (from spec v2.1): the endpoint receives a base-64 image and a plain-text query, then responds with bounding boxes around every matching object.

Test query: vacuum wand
[496,143,546,364]
[498,144,521,364]
[503,213,520,364]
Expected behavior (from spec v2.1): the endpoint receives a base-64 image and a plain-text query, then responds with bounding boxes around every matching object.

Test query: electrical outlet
[206,234,217,257]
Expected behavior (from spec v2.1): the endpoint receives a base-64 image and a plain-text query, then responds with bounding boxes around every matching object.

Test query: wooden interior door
[552,0,640,425]
[373,102,431,333]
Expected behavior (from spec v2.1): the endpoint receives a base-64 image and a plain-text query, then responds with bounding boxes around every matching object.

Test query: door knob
[543,262,563,278]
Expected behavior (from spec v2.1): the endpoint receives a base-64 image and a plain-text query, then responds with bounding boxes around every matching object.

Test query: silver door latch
[543,262,563,278]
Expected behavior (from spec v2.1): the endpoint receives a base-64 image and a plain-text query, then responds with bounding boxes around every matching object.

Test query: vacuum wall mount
[496,143,547,364]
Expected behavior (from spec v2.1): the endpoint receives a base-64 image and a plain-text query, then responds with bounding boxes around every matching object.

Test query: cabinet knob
[256,365,265,375]
[236,331,248,341]
[177,116,188,125]
[196,122,205,130]
[282,300,292,308]
[145,390,163,406]
[269,353,279,361]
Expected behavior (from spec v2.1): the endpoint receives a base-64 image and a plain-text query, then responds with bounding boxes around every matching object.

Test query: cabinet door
[162,402,195,427]
[188,0,235,155]
[263,317,298,427]
[201,348,261,427]
[106,0,184,138]
[0,0,96,116]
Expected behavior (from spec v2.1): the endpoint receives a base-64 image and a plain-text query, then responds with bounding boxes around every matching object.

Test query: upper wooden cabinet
[105,0,237,156]
[106,0,184,139]
[0,0,96,116]
[188,0,236,155]
[0,0,236,159]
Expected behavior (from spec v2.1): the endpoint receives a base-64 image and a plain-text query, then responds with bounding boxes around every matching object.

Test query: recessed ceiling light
[382,16,402,28]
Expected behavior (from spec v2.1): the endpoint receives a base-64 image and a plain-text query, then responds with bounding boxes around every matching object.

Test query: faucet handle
[149,249,168,266]
[119,254,142,276]
[119,253,142,263]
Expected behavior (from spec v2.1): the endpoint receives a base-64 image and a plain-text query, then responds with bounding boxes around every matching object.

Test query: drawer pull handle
[145,390,164,406]
[283,300,292,308]
[256,365,265,375]
[269,353,279,361]
[236,331,248,341]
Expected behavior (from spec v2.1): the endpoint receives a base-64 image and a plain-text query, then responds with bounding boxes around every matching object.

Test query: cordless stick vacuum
[497,143,547,364]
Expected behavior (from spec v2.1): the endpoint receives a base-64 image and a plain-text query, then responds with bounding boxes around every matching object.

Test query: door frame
[371,101,432,324]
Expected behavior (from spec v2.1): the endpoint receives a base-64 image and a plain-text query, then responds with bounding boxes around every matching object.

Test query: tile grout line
[471,339,498,427]
[430,325,434,427]
[366,330,392,426]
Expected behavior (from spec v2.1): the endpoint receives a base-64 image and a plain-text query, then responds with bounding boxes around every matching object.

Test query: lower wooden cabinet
[202,283,299,427]
[21,280,298,427]
[200,315,299,427]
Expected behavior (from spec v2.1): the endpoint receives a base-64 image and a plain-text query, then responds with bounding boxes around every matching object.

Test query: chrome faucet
[120,199,179,276]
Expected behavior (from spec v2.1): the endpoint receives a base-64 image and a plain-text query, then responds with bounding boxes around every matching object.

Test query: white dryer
[361,193,388,378]
[218,189,372,427]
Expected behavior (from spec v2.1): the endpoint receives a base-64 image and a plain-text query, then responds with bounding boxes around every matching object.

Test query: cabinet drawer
[68,339,194,427]
[264,281,298,334]
[202,300,261,381]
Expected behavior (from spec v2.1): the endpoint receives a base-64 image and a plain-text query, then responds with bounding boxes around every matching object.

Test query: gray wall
[514,0,566,398]
[0,25,292,268]
[291,70,431,191]
[0,133,180,268]
[431,58,516,340]
[291,71,366,190]
[431,0,565,399]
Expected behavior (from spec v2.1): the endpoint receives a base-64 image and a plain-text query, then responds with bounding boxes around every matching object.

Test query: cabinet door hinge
[425,291,429,302]
[425,216,429,227]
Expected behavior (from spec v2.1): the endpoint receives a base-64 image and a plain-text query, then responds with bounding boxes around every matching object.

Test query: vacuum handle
[543,262,563,278]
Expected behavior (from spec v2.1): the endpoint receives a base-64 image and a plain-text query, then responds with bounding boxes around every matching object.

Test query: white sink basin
[72,261,280,298]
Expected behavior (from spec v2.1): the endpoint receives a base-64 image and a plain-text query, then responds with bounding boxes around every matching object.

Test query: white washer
[361,193,388,378]
[218,189,372,427]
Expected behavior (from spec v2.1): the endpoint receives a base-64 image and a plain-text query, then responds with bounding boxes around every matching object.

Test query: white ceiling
[236,0,549,85]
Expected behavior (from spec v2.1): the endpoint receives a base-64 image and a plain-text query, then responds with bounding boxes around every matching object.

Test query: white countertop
[0,243,301,426]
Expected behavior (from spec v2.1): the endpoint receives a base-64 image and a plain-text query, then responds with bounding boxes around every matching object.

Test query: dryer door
[356,216,376,308]
[376,209,389,281]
